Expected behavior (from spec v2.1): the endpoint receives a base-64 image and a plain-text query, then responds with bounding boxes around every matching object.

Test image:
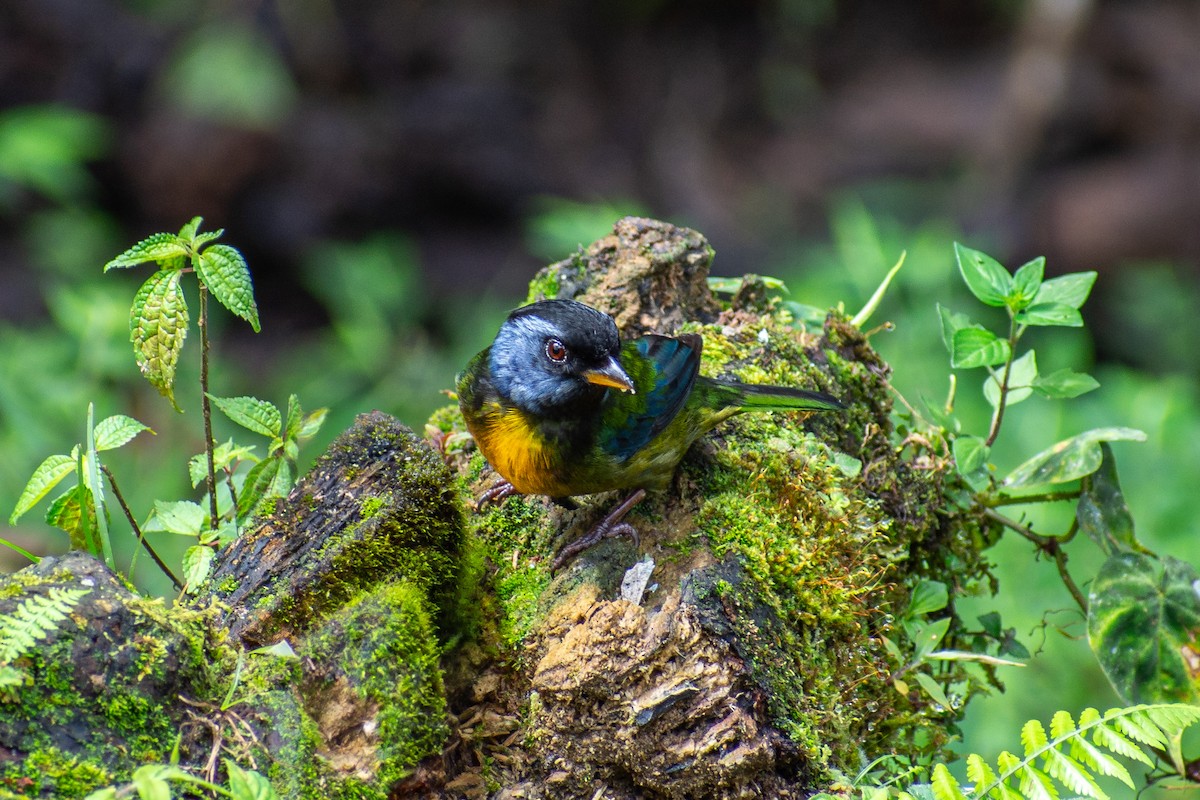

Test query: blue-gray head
[488,299,634,415]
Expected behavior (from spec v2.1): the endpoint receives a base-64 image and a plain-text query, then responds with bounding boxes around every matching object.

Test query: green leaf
[93,415,153,451]
[1076,443,1142,555]
[1010,256,1045,310]
[984,350,1037,410]
[951,327,1011,369]
[237,456,282,522]
[1034,270,1097,309]
[851,250,905,328]
[130,269,189,411]
[45,485,91,550]
[10,454,75,524]
[178,216,203,240]
[955,243,1013,307]
[298,408,328,443]
[952,435,990,476]
[1003,427,1147,489]
[1088,553,1200,704]
[283,394,303,441]
[1015,301,1083,327]
[149,500,206,536]
[914,672,952,709]
[936,304,972,353]
[83,789,118,800]
[1032,368,1099,399]
[189,440,258,488]
[929,764,968,800]
[208,395,281,439]
[103,232,187,271]
[914,617,951,660]
[225,759,279,800]
[907,580,949,618]
[182,545,215,594]
[196,244,260,332]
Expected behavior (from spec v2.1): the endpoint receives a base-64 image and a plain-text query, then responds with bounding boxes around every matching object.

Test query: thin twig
[983,508,1087,613]
[101,465,182,590]
[985,317,1021,447]
[198,282,219,530]
[988,490,1081,507]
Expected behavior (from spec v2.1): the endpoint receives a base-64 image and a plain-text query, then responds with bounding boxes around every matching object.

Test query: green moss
[0,747,111,797]
[302,581,449,789]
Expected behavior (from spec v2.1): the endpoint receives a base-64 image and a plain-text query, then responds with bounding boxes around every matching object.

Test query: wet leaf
[1003,427,1146,488]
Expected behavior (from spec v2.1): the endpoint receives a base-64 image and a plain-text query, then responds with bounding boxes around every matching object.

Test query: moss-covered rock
[0,552,233,798]
[430,217,997,798]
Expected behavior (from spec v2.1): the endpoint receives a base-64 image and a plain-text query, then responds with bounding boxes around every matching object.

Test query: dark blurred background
[3,0,1200,775]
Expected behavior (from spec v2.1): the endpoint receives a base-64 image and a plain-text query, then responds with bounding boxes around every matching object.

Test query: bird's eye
[545,338,568,363]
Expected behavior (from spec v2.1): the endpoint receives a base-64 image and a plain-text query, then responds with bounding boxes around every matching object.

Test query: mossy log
[0,218,997,799]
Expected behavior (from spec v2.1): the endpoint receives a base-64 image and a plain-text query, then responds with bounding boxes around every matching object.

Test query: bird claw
[475,479,518,510]
[552,489,646,570]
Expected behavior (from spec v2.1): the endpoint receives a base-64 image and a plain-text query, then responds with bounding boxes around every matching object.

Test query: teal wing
[598,334,700,461]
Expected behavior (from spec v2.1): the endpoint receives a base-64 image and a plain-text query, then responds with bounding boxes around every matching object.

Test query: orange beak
[583,356,635,393]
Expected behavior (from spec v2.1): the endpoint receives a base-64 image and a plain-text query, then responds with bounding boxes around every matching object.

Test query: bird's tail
[709,378,845,413]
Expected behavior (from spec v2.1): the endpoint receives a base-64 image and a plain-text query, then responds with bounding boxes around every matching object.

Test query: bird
[456,298,845,567]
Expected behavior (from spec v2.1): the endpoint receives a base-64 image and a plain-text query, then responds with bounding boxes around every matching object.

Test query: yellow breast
[469,402,571,496]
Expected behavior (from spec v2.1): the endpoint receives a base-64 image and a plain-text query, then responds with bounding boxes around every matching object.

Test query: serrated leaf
[237,456,281,522]
[182,545,215,594]
[104,232,187,271]
[1035,271,1097,309]
[955,243,1013,307]
[907,580,949,618]
[150,500,207,536]
[225,759,279,800]
[10,454,75,524]
[1088,553,1200,704]
[209,395,281,438]
[93,415,153,451]
[189,440,257,487]
[1076,443,1141,555]
[1049,709,1076,740]
[1003,427,1147,488]
[1032,368,1099,399]
[130,269,189,411]
[984,350,1037,410]
[284,394,302,441]
[1015,301,1083,327]
[1010,256,1045,309]
[47,483,98,552]
[196,244,260,332]
[951,327,1012,369]
[192,228,224,248]
[178,216,203,240]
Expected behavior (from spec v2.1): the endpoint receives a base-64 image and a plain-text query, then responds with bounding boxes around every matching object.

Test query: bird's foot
[475,479,519,510]
[552,489,646,570]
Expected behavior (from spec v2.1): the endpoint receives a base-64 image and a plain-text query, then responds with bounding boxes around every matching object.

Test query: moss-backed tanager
[457,299,844,566]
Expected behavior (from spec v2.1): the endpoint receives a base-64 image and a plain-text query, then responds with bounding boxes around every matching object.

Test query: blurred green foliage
[2,94,1200,794]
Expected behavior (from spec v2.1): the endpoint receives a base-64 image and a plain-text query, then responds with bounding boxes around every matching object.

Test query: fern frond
[930,764,968,800]
[930,704,1200,800]
[0,587,90,664]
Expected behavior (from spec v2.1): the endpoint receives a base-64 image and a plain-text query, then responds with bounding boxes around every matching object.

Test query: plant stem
[101,465,182,590]
[983,508,1087,613]
[988,490,1081,507]
[984,316,1021,447]
[199,282,219,531]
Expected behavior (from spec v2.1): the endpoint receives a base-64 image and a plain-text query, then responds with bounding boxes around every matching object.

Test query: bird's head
[488,299,635,416]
